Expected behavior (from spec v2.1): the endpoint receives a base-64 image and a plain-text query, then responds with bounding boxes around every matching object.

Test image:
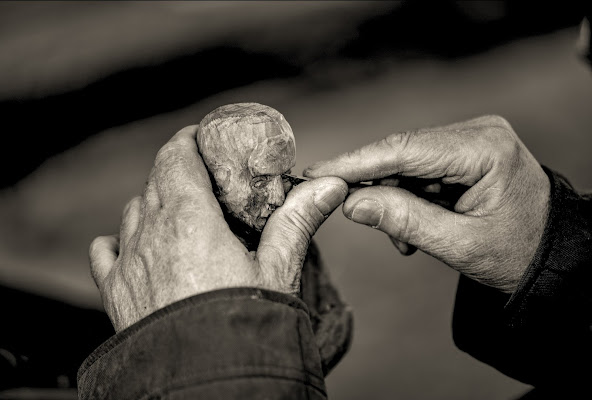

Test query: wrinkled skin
[89,125,347,331]
[306,115,550,294]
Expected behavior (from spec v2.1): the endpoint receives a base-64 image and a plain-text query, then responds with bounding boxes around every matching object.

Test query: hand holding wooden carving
[198,103,353,374]
[89,125,347,332]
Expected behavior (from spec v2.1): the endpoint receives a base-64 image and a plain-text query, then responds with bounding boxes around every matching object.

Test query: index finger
[303,115,507,186]
[150,125,216,203]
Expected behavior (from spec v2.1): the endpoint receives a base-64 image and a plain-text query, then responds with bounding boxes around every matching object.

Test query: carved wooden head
[197,103,296,231]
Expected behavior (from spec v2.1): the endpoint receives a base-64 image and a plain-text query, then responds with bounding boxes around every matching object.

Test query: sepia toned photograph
[0,2,591,399]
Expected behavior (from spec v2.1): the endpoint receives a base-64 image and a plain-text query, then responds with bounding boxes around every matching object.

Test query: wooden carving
[197,103,296,248]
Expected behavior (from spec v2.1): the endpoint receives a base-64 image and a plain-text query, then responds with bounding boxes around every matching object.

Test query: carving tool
[282,174,371,187]
[281,174,468,211]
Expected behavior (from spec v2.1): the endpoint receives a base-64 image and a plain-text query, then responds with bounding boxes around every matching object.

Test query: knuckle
[487,128,520,161]
[155,142,180,166]
[172,126,198,145]
[388,198,415,242]
[89,236,105,257]
[475,120,520,161]
[123,196,141,215]
[497,136,521,161]
[384,130,412,150]
[478,114,512,130]
[176,125,198,137]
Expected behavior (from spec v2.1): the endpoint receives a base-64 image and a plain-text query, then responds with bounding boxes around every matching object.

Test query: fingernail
[303,162,322,177]
[347,199,384,228]
[314,184,347,216]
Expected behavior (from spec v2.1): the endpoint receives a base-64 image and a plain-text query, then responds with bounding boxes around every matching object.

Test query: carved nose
[268,176,286,207]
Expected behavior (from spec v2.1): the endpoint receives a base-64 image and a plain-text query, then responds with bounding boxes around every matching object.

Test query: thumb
[343,186,478,266]
[257,177,347,294]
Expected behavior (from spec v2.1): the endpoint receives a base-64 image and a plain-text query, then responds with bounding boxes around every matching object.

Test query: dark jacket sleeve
[77,288,327,400]
[453,167,592,389]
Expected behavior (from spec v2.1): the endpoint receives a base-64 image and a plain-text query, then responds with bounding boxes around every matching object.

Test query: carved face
[197,103,296,231]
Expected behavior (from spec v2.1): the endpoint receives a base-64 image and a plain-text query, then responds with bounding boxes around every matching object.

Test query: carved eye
[252,176,270,189]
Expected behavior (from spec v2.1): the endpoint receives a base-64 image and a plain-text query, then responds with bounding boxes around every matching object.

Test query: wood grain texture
[197,103,296,235]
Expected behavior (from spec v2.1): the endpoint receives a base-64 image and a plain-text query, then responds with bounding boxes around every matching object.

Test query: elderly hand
[305,115,550,293]
[89,126,347,332]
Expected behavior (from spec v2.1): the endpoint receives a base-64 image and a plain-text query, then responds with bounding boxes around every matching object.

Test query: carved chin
[252,216,268,231]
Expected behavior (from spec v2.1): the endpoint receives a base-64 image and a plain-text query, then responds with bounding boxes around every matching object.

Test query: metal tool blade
[281,174,310,186]
[281,174,372,187]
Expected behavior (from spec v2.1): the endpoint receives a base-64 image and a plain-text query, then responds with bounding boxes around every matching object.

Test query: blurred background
[1,1,591,399]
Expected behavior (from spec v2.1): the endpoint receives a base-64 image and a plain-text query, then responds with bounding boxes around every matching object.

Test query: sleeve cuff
[453,166,592,386]
[504,166,592,328]
[78,287,326,399]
